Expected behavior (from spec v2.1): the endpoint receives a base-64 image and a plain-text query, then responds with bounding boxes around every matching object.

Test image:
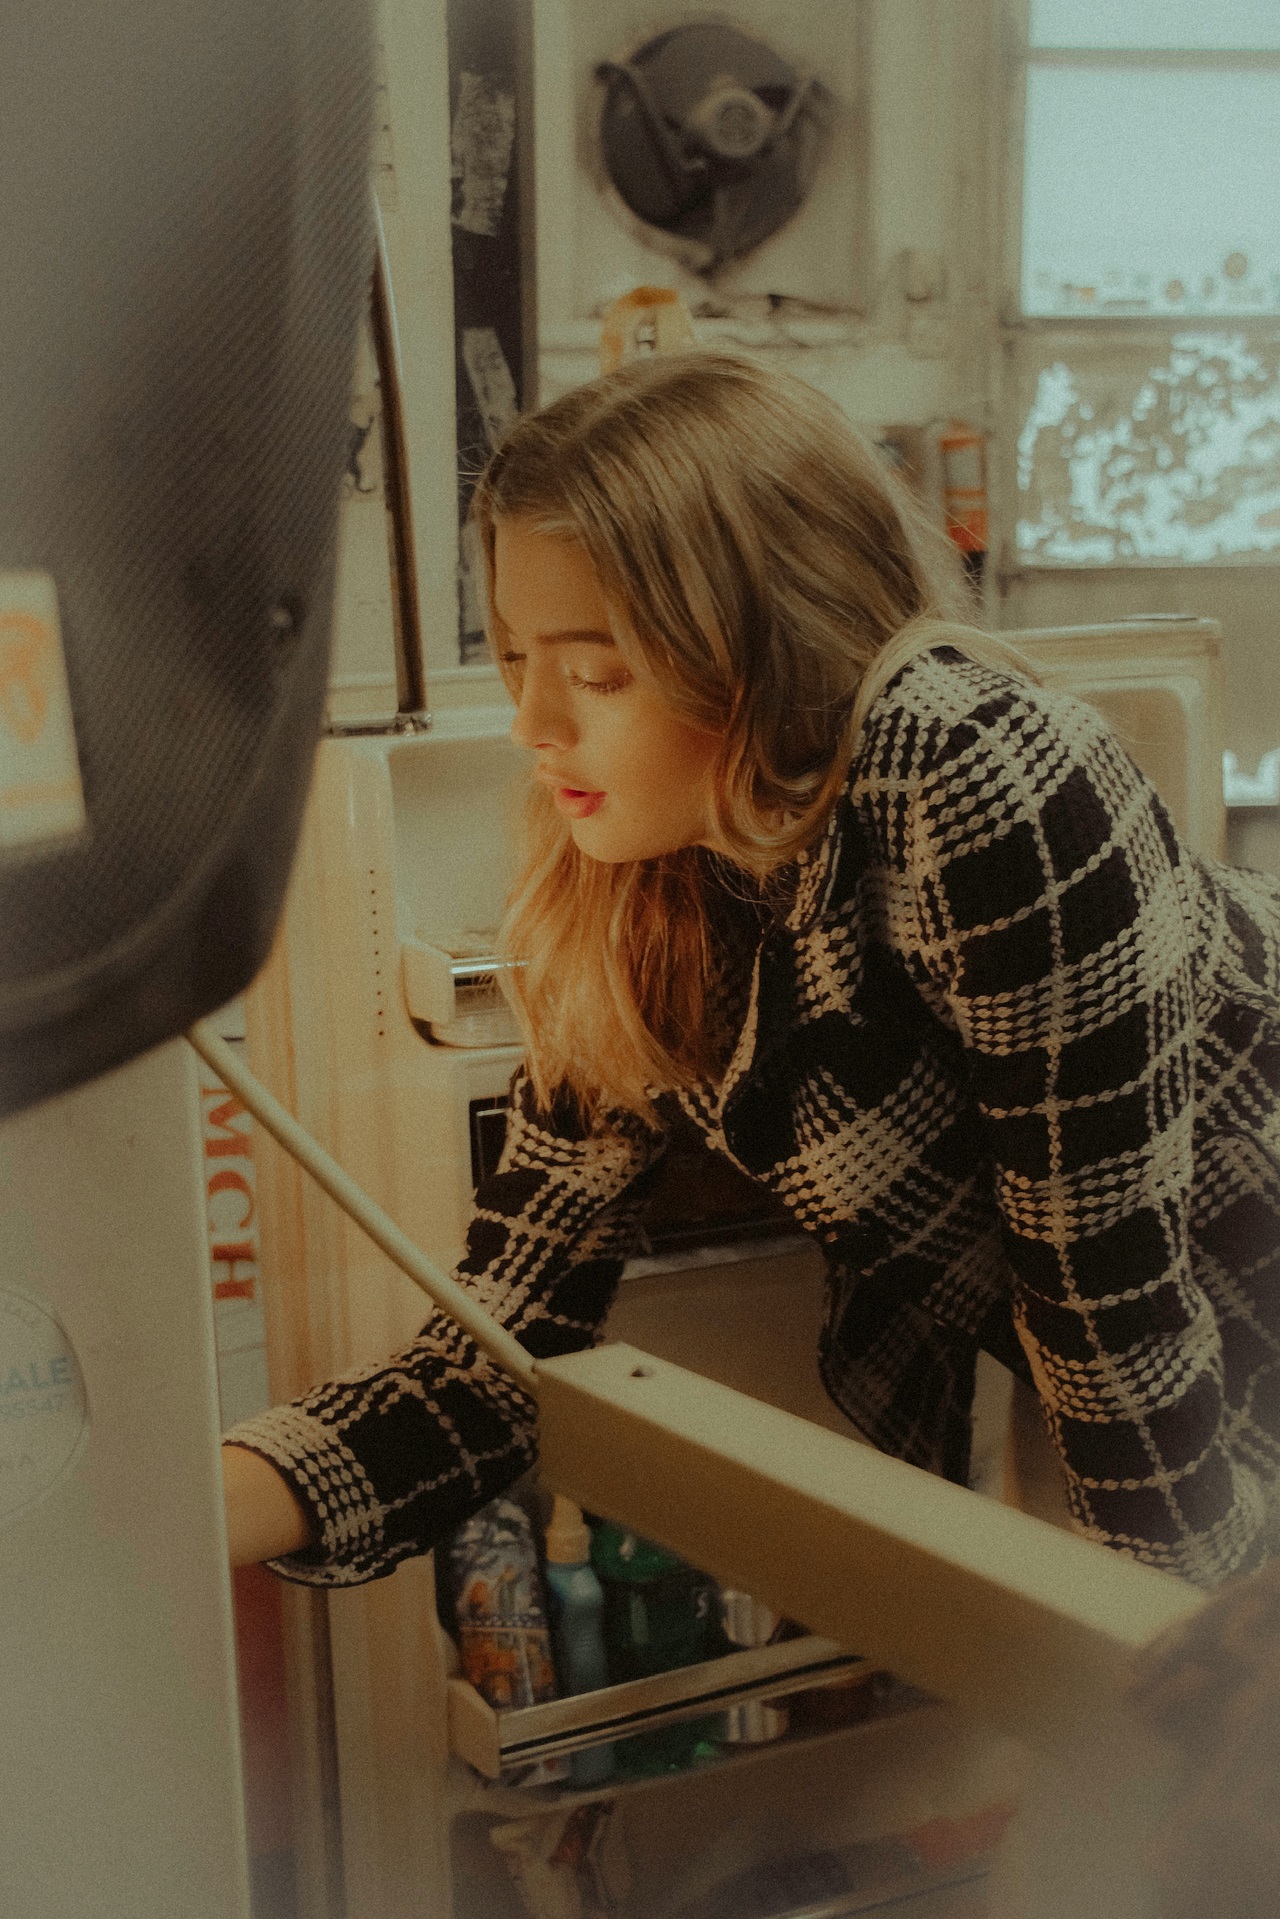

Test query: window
[1010,1,1280,567]
[1015,330,1280,565]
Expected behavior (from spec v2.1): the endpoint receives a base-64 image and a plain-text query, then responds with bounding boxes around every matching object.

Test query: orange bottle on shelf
[939,420,989,583]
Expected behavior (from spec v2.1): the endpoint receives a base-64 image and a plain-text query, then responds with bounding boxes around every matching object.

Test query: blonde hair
[471,351,1033,1121]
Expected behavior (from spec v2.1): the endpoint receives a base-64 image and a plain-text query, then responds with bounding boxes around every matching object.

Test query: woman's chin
[568,821,631,863]
[568,817,691,864]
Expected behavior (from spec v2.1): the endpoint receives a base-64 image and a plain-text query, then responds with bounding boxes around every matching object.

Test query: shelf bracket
[1224,747,1280,808]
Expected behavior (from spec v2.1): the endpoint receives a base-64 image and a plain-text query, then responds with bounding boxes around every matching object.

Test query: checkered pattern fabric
[229,649,1280,1590]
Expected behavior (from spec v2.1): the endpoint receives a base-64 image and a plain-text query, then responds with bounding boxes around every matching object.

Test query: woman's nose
[510,666,574,752]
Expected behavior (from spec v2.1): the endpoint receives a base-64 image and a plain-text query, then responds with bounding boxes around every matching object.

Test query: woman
[223,351,1280,1593]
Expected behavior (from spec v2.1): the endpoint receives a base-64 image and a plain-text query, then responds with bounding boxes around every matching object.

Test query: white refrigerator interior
[0,1041,251,1919]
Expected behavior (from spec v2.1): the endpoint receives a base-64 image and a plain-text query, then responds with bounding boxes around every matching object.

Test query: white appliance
[0,1047,252,1918]
[243,602,1220,1919]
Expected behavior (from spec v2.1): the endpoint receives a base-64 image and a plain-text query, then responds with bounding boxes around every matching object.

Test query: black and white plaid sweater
[230,648,1280,1592]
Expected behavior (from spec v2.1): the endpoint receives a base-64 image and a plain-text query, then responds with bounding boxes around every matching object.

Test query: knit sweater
[228,648,1280,1592]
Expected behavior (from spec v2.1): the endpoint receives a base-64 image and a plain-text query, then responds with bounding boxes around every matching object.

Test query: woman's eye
[567,669,632,696]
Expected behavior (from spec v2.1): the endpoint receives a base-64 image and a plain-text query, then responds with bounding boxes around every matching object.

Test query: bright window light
[1030,0,1280,51]
[1021,66,1280,318]
[1016,3,1280,565]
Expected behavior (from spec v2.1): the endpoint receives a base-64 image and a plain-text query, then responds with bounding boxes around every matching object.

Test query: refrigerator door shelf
[534,1342,1201,1766]
[447,1635,876,1779]
[401,932,522,1046]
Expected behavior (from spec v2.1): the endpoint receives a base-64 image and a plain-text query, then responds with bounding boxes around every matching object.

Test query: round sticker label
[0,1285,88,1524]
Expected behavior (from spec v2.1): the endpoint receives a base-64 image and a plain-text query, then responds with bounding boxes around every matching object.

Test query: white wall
[534,0,996,437]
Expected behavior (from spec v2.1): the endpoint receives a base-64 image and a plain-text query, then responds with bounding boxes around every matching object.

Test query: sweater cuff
[225,1403,388,1588]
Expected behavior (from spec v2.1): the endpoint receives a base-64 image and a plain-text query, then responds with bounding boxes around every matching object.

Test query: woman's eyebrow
[494,626,618,648]
[534,629,617,647]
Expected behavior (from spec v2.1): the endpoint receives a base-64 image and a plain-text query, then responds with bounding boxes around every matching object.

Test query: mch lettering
[0,1357,71,1394]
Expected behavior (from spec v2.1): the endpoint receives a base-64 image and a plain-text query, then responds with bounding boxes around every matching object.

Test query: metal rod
[369,193,429,722]
[186,1019,538,1390]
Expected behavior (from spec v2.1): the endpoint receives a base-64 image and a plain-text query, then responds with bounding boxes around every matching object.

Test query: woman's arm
[222,1441,314,1565]
[904,669,1264,1587]
[222,1070,667,1584]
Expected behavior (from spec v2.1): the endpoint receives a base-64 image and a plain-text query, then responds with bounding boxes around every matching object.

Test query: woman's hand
[221,1442,315,1567]
[1129,1560,1280,1919]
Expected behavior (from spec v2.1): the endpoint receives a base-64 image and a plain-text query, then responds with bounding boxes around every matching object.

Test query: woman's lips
[554,787,604,819]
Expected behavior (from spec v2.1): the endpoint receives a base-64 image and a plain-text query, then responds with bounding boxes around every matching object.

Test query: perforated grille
[0,0,374,1111]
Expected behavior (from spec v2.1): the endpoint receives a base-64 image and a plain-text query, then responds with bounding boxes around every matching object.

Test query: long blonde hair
[471,351,1029,1121]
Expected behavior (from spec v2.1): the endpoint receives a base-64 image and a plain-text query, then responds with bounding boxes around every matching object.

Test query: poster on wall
[448,0,537,665]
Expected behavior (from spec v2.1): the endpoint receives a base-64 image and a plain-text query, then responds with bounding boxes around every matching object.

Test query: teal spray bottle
[544,1496,615,1786]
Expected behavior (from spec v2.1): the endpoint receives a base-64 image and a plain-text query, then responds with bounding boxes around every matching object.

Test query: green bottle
[589,1522,723,1775]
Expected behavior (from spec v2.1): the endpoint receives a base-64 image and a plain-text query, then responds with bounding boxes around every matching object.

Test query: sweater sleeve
[905,677,1257,1587]
[224,1070,667,1586]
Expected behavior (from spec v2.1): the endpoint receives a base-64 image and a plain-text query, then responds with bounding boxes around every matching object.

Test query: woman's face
[493,516,724,864]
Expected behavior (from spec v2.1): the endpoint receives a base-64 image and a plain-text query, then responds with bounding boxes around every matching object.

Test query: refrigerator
[221,6,1229,1913]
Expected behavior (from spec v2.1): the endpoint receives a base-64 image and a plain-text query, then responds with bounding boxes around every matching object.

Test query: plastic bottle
[447,1495,568,1784]
[543,1496,614,1787]
[448,1497,560,1711]
[590,1521,723,1775]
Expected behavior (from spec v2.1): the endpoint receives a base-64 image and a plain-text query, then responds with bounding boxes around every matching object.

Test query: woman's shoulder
[828,643,1139,907]
[842,645,1141,862]
[848,643,1098,793]
[790,644,1132,933]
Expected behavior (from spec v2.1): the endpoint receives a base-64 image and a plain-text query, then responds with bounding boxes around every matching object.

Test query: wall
[534,0,996,438]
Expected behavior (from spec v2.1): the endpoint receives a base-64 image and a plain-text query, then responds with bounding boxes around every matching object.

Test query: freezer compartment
[388,725,525,952]
[448,1637,875,1778]
[1009,615,1224,860]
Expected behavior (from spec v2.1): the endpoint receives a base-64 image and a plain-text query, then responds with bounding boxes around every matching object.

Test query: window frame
[991,0,1280,591]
